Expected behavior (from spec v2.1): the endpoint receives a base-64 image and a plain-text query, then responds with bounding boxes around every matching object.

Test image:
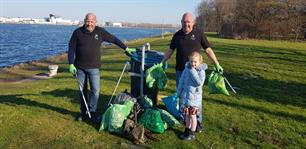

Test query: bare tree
[196,0,306,40]
[196,0,218,32]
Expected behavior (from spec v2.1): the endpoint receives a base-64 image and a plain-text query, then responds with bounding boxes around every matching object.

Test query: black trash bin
[130,50,164,105]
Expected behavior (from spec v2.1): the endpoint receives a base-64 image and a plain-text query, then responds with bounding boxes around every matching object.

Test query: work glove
[69,64,77,75]
[125,47,136,56]
[214,63,223,74]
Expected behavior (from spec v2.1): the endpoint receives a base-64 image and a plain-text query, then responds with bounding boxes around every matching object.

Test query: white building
[112,22,122,27]
[0,14,80,25]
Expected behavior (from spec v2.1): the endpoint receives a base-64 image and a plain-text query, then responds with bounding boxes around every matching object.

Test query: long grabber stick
[107,61,130,106]
[75,73,91,118]
[224,76,237,94]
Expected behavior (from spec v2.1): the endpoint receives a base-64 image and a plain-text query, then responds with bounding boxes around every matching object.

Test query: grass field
[0,33,305,148]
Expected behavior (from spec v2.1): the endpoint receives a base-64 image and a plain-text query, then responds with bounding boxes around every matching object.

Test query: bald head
[84,13,97,32]
[85,13,96,21]
[181,12,194,34]
[182,12,194,21]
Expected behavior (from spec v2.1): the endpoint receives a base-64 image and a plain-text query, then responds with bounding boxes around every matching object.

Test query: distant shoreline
[0,22,79,26]
[0,23,179,29]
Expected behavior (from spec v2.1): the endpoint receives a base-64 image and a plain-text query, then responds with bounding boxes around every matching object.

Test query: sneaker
[181,130,196,140]
[76,114,86,122]
[182,134,196,140]
[196,127,203,133]
[179,128,189,139]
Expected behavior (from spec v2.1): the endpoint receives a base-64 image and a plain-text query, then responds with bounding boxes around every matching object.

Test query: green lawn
[0,33,305,148]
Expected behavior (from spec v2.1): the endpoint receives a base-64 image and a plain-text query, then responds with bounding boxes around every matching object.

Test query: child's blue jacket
[177,62,207,109]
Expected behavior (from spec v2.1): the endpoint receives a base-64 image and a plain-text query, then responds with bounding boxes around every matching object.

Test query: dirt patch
[256,130,283,146]
[0,72,54,83]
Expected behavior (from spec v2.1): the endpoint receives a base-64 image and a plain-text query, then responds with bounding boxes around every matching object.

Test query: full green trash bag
[158,108,180,128]
[99,100,134,133]
[99,105,112,131]
[146,63,168,90]
[139,108,165,133]
[208,71,230,96]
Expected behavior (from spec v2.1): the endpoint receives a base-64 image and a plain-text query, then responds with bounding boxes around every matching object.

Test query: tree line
[196,0,306,40]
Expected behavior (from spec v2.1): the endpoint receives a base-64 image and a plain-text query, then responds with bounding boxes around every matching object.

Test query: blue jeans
[176,70,182,89]
[76,68,100,114]
[176,70,202,123]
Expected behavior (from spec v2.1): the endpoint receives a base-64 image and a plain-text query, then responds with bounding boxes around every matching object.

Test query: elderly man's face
[181,14,194,34]
[84,15,96,32]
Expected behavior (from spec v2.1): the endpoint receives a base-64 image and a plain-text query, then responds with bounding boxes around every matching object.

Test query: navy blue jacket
[68,26,126,69]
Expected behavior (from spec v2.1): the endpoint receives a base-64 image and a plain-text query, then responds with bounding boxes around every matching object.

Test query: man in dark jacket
[68,13,134,123]
[162,12,224,132]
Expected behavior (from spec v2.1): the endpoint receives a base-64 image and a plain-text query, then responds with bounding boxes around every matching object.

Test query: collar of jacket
[81,25,97,34]
[185,62,208,71]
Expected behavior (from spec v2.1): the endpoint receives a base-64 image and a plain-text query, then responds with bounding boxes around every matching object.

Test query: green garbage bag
[139,95,153,109]
[164,122,168,130]
[99,100,134,133]
[122,99,135,109]
[158,108,180,128]
[99,104,112,131]
[139,108,165,133]
[146,63,168,90]
[109,100,134,133]
[208,71,230,96]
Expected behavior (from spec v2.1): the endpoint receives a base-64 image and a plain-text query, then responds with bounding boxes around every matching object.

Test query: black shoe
[179,128,190,139]
[182,134,196,140]
[90,112,99,124]
[196,127,203,133]
[181,131,196,140]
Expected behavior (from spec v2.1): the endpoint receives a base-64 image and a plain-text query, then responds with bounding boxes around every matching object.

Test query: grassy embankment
[0,33,305,148]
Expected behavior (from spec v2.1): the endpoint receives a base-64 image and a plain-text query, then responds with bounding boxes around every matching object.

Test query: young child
[177,51,207,140]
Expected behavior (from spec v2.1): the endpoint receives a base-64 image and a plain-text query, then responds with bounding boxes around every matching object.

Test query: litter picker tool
[74,73,91,119]
[107,61,130,106]
[224,75,237,94]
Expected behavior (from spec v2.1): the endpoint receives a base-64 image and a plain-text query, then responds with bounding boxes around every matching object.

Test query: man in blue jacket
[162,12,224,132]
[68,13,134,123]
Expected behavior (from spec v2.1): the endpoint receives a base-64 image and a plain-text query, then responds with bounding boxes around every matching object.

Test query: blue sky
[0,0,202,25]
